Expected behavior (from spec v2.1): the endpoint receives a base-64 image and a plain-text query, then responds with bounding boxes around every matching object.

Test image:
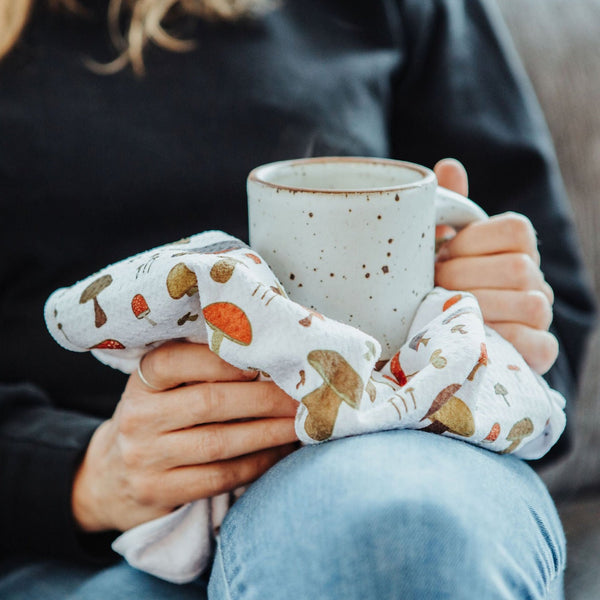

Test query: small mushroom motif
[166,263,198,299]
[467,343,488,381]
[203,302,252,355]
[420,384,475,437]
[79,274,113,328]
[299,308,325,327]
[483,422,501,442]
[210,258,246,284]
[131,294,157,326]
[494,382,510,406]
[296,370,306,390]
[500,418,534,454]
[363,341,377,361]
[366,379,377,403]
[177,312,199,326]
[442,307,478,325]
[245,253,262,264]
[90,339,126,350]
[301,350,363,441]
[409,330,430,351]
[389,352,407,386]
[429,349,447,369]
[442,294,463,312]
[450,324,467,335]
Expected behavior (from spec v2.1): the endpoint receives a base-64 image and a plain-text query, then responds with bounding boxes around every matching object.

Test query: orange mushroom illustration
[166,263,198,299]
[442,294,462,312]
[131,293,156,326]
[301,350,364,441]
[389,352,407,386]
[202,302,252,355]
[420,383,475,437]
[500,418,534,454]
[467,343,488,381]
[80,274,112,328]
[483,422,501,442]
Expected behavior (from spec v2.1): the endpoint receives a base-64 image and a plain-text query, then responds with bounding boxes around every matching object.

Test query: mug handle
[435,186,488,229]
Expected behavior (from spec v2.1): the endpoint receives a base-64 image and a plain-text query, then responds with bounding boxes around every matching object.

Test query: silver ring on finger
[137,358,162,391]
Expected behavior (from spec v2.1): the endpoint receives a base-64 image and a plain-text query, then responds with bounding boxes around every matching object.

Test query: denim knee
[210,430,565,600]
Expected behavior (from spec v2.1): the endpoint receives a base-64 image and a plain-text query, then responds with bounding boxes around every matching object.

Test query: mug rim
[247,156,436,193]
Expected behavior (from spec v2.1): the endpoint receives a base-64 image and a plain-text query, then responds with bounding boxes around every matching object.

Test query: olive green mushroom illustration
[429,349,447,369]
[494,382,510,406]
[450,324,467,335]
[131,293,157,326]
[420,384,475,437]
[202,302,252,355]
[301,350,363,441]
[80,274,112,328]
[500,418,534,454]
[177,312,199,326]
[467,343,488,381]
[166,263,198,299]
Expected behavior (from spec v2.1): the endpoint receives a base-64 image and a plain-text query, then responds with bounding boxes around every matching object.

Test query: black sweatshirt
[0,0,596,564]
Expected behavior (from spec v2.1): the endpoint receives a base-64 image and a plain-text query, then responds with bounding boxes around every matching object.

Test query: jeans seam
[214,541,234,600]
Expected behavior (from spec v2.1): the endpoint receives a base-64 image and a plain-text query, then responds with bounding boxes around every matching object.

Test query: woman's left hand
[433,158,558,375]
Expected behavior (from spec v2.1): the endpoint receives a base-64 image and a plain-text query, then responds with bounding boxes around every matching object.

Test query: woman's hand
[72,342,299,533]
[433,158,558,375]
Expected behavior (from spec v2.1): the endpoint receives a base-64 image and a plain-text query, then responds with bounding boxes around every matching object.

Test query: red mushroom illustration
[166,263,198,299]
[442,294,462,312]
[467,343,488,381]
[420,383,475,437]
[202,302,252,355]
[483,422,501,442]
[79,274,113,328]
[500,418,534,454]
[90,339,126,350]
[389,352,408,386]
[301,350,364,441]
[131,293,156,326]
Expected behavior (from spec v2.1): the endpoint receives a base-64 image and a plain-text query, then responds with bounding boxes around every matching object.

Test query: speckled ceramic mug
[248,157,487,359]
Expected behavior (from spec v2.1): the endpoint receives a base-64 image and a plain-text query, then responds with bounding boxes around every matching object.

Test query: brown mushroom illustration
[80,274,112,328]
[131,293,157,326]
[90,339,126,350]
[202,302,252,355]
[210,258,246,284]
[500,418,534,454]
[420,384,475,437]
[299,308,325,327]
[467,343,488,381]
[301,350,364,441]
[166,263,198,299]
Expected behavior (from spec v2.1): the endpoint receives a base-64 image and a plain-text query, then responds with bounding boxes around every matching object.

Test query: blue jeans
[0,430,565,599]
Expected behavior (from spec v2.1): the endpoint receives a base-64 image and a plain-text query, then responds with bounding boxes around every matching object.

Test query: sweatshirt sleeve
[390,0,597,460]
[0,383,119,562]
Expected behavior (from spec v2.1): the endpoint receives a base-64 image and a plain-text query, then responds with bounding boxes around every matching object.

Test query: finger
[434,158,469,197]
[436,212,540,265]
[435,253,548,297]
[159,417,298,467]
[470,289,553,331]
[162,443,298,505]
[488,322,559,375]
[157,381,298,431]
[138,341,257,391]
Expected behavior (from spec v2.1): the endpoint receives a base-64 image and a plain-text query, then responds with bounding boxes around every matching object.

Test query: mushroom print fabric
[44,230,567,584]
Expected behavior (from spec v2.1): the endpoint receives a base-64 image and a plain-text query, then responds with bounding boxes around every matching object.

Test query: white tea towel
[45,230,566,582]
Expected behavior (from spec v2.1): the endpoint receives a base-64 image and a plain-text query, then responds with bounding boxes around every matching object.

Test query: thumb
[434,158,469,197]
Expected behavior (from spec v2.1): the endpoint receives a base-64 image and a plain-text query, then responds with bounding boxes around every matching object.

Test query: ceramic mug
[247,156,487,359]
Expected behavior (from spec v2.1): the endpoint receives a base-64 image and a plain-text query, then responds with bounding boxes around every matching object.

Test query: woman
[0,0,595,597]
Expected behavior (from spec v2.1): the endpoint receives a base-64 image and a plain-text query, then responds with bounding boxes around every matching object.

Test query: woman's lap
[0,430,565,599]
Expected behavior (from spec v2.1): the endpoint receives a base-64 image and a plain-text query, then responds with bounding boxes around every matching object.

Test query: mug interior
[250,157,429,192]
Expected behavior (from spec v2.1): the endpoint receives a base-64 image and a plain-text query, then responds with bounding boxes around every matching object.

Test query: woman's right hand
[71,342,299,533]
